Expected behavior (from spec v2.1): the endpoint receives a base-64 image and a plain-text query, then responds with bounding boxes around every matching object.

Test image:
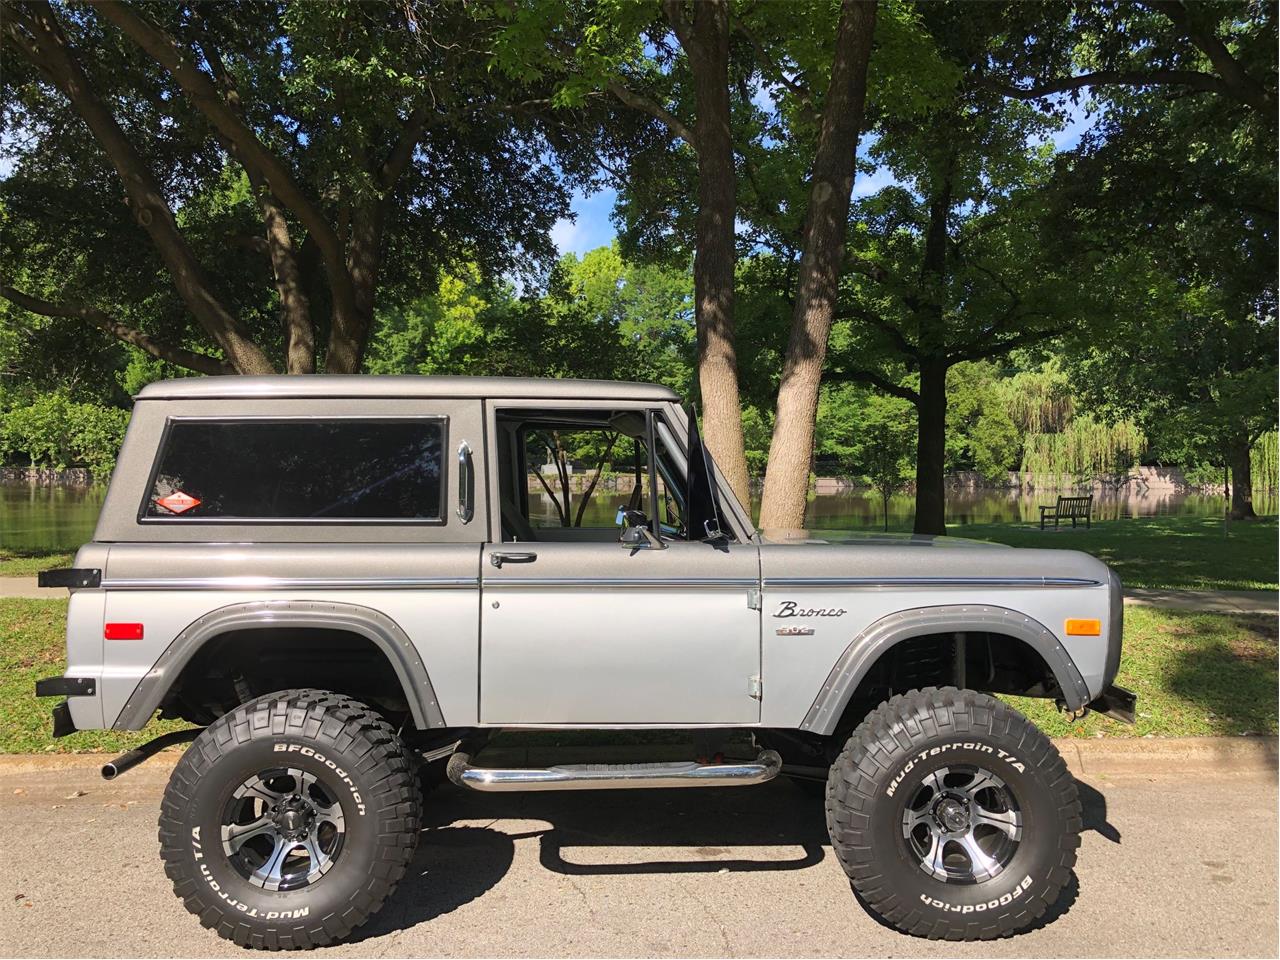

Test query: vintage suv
[35,376,1133,949]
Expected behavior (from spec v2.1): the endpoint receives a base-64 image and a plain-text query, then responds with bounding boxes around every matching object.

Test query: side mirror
[620,521,665,550]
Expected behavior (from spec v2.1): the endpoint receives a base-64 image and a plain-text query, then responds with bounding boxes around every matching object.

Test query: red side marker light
[105,622,144,640]
[155,491,201,514]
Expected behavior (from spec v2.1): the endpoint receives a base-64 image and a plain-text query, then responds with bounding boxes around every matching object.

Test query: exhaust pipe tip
[101,763,120,781]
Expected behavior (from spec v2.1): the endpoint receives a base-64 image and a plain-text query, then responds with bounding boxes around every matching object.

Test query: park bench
[1039,494,1093,529]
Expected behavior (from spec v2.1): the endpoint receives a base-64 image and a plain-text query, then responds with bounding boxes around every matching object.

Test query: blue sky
[549,98,1095,259]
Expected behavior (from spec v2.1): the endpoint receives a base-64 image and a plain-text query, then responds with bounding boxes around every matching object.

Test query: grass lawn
[1,599,190,754]
[1,597,1274,753]
[1007,605,1277,738]
[954,514,1278,592]
[0,549,76,577]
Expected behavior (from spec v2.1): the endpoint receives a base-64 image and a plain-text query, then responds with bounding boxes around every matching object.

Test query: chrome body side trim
[764,576,1103,588]
[483,576,758,589]
[100,576,479,591]
[450,750,782,792]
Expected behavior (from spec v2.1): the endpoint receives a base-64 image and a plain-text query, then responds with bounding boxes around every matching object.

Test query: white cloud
[854,166,900,198]
[550,216,584,256]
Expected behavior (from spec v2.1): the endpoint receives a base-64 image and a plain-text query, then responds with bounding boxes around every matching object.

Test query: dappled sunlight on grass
[1006,606,1278,738]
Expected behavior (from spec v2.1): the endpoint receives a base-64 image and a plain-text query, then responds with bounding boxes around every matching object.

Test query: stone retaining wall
[0,467,93,486]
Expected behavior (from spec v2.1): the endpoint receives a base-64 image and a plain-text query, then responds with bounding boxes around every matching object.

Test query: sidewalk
[2,576,1276,612]
[1123,587,1277,614]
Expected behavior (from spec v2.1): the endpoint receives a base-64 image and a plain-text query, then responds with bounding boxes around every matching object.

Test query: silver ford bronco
[35,375,1134,948]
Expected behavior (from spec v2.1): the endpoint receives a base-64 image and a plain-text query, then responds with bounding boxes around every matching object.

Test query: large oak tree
[2,0,574,375]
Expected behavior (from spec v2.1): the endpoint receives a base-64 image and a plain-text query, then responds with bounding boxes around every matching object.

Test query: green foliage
[1252,432,1278,494]
[1020,416,1145,487]
[0,394,130,481]
[848,397,916,532]
[365,247,694,389]
[739,405,774,481]
[3,2,577,374]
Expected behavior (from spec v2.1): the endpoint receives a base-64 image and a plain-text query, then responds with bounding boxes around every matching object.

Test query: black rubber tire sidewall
[180,737,382,923]
[159,689,421,950]
[826,687,1080,940]
[865,738,1060,916]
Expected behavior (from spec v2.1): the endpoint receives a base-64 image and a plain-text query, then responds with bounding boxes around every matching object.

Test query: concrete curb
[2,735,1276,778]
[1059,735,1278,776]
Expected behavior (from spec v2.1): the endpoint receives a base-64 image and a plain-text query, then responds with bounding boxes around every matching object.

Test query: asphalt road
[1,758,1274,958]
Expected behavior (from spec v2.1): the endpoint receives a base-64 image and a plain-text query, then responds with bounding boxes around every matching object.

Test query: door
[478,401,761,725]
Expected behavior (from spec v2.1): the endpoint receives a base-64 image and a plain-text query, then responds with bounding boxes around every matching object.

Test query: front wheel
[826,687,1080,940]
[158,690,422,950]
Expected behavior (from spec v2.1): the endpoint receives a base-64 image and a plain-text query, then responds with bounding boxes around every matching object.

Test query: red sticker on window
[155,491,201,514]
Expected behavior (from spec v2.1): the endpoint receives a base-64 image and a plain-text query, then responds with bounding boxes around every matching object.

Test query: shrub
[0,394,130,481]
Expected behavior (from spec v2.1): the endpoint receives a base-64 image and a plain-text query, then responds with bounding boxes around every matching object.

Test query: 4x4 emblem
[155,491,201,514]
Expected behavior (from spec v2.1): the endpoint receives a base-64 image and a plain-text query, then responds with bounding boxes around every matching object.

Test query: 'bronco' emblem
[773,600,847,618]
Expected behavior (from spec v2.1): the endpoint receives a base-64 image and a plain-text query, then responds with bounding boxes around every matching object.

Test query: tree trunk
[908,156,953,536]
[664,0,752,512]
[757,0,877,531]
[1227,437,1257,520]
[913,360,948,535]
[328,203,383,373]
[258,192,315,374]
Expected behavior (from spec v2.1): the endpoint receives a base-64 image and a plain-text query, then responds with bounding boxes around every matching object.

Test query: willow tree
[1,1,572,376]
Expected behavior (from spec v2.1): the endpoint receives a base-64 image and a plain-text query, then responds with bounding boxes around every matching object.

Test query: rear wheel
[159,689,421,950]
[826,687,1080,940]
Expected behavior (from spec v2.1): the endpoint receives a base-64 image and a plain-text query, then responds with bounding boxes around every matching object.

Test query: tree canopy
[2,0,1275,527]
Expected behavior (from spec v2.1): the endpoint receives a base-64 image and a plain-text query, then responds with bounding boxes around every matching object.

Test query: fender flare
[798,604,1090,735]
[111,599,445,730]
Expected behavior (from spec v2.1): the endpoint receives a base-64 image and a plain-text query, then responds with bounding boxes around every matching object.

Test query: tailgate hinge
[746,586,761,610]
[748,675,763,700]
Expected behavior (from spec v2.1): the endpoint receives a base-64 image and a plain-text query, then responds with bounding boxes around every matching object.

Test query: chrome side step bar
[448,749,782,792]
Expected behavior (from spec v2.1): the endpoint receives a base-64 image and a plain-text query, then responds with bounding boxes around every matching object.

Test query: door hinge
[748,676,763,700]
[746,586,761,610]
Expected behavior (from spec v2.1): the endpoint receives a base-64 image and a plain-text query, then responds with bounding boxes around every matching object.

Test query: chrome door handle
[456,441,474,524]
[490,552,537,568]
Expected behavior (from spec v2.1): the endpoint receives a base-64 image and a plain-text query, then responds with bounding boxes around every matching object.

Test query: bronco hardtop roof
[136,375,681,403]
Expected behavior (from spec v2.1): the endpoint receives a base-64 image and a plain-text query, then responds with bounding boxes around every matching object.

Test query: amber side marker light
[1064,618,1101,636]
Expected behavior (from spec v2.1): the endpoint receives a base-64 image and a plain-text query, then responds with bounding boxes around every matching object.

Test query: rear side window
[142,418,446,522]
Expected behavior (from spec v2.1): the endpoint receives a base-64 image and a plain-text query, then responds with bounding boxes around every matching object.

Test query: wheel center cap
[274,797,314,838]
[934,797,969,832]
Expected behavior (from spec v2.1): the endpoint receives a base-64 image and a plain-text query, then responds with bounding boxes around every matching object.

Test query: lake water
[0,482,1246,554]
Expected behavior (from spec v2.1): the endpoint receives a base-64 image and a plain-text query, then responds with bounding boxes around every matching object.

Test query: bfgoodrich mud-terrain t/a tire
[826,687,1080,940]
[158,690,421,950]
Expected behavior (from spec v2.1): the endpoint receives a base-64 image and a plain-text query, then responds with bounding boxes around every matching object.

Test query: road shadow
[353,778,827,942]
[353,774,1096,943]
[1078,778,1121,843]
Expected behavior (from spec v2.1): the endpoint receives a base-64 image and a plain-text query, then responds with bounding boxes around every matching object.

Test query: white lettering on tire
[919,875,1034,912]
[191,826,310,919]
[886,742,1026,797]
[272,742,366,814]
